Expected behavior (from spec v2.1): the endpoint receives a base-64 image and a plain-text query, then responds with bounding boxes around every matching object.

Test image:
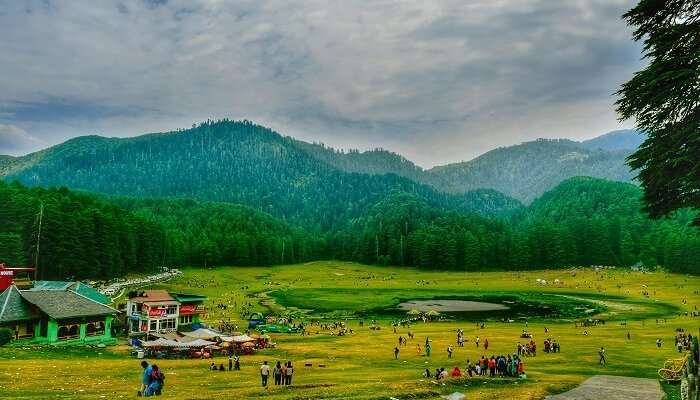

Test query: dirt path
[545,375,663,400]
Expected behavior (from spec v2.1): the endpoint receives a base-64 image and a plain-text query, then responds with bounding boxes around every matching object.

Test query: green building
[0,283,117,346]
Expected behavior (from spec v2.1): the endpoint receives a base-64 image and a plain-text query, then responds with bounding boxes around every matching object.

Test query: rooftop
[20,289,117,320]
[129,290,176,304]
[0,286,41,323]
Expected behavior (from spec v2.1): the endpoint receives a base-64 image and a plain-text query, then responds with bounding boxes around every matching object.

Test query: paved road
[545,375,663,400]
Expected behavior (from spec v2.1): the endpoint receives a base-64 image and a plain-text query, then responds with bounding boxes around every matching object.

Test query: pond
[397,300,509,312]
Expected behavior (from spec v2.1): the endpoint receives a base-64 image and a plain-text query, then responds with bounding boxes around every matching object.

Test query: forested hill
[1,177,698,278]
[0,120,520,230]
[428,139,635,203]
[336,177,700,274]
[0,181,167,279]
[291,139,441,187]
[293,130,641,204]
[580,129,644,151]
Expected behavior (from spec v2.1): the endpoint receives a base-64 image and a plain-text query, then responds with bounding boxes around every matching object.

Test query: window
[179,315,193,325]
[149,320,158,331]
[166,305,178,315]
[160,318,176,330]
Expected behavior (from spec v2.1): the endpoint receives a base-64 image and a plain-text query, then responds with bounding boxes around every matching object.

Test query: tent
[231,334,255,343]
[406,309,422,315]
[181,328,221,340]
[185,339,216,348]
[142,338,186,348]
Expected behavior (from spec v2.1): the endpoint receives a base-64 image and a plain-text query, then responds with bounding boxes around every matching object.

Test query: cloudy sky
[0,0,642,167]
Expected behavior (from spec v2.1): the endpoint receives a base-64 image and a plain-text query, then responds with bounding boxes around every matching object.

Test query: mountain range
[2,121,698,277]
[0,121,642,209]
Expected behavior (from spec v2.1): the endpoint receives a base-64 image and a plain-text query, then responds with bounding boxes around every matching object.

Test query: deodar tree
[616,0,700,225]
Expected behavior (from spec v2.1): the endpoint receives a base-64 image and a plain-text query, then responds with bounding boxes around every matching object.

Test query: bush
[0,327,13,346]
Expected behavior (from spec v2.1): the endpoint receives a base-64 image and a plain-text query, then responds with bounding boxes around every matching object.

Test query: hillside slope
[428,139,635,203]
[0,120,520,230]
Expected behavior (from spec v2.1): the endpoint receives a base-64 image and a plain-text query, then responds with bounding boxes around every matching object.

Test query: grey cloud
[0,124,44,155]
[0,0,641,166]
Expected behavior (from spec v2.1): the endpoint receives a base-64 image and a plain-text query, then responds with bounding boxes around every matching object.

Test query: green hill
[428,139,635,203]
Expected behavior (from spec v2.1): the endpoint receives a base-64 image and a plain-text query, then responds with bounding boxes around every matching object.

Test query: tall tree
[616,0,700,225]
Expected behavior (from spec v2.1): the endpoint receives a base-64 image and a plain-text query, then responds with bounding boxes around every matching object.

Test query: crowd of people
[423,354,526,381]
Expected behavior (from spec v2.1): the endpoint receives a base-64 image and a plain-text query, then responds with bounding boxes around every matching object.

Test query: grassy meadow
[1,261,699,399]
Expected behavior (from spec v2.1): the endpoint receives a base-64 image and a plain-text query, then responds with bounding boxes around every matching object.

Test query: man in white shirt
[260,361,270,387]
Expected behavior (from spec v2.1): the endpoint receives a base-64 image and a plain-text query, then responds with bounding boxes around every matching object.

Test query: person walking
[476,336,480,348]
[260,361,270,388]
[447,345,453,358]
[234,355,240,370]
[598,347,606,365]
[228,355,233,371]
[394,346,400,359]
[285,362,293,385]
[273,361,282,385]
[656,338,662,348]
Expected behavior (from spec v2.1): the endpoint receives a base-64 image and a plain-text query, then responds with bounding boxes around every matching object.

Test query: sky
[0,0,642,167]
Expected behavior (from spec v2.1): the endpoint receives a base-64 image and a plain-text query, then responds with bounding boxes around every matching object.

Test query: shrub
[0,327,13,346]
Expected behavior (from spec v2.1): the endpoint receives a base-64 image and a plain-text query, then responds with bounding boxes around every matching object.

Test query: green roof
[172,293,208,303]
[70,282,111,305]
[32,281,111,305]
[20,290,116,320]
[33,281,72,290]
[0,286,41,323]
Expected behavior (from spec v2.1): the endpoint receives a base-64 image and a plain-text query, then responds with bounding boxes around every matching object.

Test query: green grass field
[1,262,698,399]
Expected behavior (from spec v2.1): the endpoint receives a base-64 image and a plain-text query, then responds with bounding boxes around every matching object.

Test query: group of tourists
[516,340,537,356]
[139,361,165,397]
[260,360,294,387]
[423,354,526,380]
[675,331,694,353]
[543,338,560,353]
[209,355,241,371]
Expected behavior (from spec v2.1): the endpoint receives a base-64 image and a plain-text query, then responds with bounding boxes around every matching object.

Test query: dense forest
[3,176,698,279]
[334,178,700,274]
[1,120,520,231]
[0,181,167,279]
[0,121,697,278]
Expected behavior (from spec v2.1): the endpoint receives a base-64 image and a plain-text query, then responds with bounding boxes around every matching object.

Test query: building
[126,290,207,336]
[0,283,117,346]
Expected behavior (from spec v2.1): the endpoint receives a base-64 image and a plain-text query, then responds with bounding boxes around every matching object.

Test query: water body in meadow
[397,300,509,312]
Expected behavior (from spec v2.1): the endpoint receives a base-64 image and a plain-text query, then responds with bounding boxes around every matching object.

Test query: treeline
[110,197,325,267]
[0,181,166,279]
[1,177,698,280]
[330,178,700,274]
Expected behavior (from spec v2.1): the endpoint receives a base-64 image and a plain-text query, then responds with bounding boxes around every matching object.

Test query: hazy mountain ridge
[294,130,641,203]
[0,120,521,232]
[0,122,640,209]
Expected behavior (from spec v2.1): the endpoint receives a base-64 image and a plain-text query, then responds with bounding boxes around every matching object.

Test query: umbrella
[426,310,440,317]
[407,309,422,315]
[241,342,256,348]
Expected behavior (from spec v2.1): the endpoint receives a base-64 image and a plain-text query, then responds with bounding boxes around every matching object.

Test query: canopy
[181,328,221,340]
[185,339,217,347]
[426,310,440,316]
[141,338,186,348]
[231,335,255,343]
[241,342,256,348]
[406,309,421,315]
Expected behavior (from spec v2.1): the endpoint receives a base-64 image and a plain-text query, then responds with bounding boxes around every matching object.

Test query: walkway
[545,375,663,400]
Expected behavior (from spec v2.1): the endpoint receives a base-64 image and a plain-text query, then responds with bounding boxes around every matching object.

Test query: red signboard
[0,269,13,292]
[179,305,197,315]
[148,308,167,317]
